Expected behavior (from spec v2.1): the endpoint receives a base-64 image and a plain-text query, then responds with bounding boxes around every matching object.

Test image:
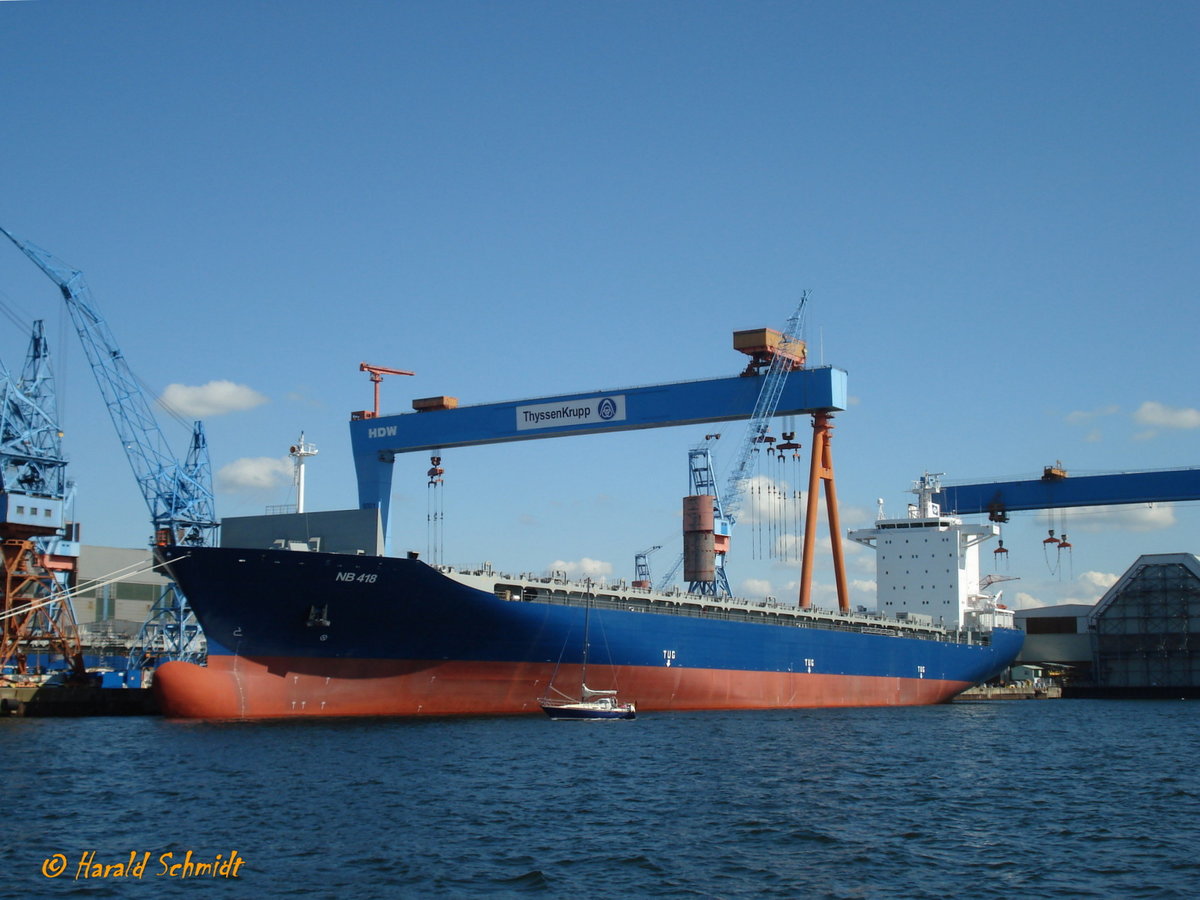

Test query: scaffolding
[1090,553,1200,693]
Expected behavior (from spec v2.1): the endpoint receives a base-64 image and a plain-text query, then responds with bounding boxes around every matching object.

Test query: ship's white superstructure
[848,473,1013,630]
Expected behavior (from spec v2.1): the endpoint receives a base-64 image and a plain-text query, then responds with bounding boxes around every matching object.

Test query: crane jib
[1,227,218,547]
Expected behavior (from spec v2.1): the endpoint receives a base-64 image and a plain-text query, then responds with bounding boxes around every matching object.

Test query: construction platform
[957,684,1062,701]
[0,684,158,717]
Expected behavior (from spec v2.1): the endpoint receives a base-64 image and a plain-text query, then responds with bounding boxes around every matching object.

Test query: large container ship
[152,473,1021,719]
[152,334,1021,719]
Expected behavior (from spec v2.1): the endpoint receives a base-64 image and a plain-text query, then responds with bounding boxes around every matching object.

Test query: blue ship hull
[152,546,1024,719]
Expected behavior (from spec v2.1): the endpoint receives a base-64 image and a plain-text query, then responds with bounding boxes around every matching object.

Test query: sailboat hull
[540,701,636,720]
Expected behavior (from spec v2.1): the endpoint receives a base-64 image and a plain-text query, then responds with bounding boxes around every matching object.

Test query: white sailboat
[539,587,636,721]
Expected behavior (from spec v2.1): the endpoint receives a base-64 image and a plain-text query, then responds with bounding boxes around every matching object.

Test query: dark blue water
[2,700,1197,898]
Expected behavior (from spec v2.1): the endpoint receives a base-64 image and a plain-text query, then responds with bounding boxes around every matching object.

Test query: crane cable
[0,555,181,625]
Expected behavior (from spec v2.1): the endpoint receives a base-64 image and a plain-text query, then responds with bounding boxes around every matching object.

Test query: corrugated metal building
[1086,553,1200,697]
[1016,554,1200,697]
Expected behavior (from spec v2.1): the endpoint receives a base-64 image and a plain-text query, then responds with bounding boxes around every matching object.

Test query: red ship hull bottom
[153,656,972,719]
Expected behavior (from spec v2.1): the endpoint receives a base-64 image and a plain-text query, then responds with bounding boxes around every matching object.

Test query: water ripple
[3,701,1199,898]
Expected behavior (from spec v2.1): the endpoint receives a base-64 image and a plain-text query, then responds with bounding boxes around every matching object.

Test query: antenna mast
[289,433,318,513]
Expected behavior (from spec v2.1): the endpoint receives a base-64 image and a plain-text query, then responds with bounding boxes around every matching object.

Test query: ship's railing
[445,563,995,647]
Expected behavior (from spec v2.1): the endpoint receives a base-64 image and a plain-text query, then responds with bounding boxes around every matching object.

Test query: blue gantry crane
[1,227,216,669]
[933,462,1200,563]
[345,293,855,611]
[934,463,1200,520]
[350,336,843,541]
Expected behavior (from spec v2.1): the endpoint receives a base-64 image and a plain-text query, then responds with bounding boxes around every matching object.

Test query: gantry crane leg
[798,411,850,613]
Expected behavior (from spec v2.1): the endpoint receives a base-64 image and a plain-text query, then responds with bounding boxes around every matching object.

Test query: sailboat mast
[581,580,592,689]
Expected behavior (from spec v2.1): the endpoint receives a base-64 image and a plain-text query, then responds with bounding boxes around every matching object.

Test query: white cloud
[1064,405,1119,441]
[736,577,774,599]
[770,531,802,560]
[160,380,268,418]
[847,578,876,608]
[1134,401,1200,429]
[838,504,876,529]
[284,389,325,409]
[806,580,847,610]
[734,473,800,526]
[761,529,867,567]
[1066,405,1120,425]
[216,456,293,492]
[1015,591,1047,609]
[548,557,613,579]
[1068,504,1176,533]
[1079,570,1118,594]
[848,550,878,574]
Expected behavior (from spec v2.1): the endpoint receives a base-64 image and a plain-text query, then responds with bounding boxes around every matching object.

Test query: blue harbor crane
[632,545,661,589]
[1,227,215,669]
[657,295,809,595]
[1,321,67,505]
[0,319,86,679]
[681,441,732,595]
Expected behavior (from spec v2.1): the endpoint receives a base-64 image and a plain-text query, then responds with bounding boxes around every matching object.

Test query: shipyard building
[1016,553,1200,698]
[67,546,170,659]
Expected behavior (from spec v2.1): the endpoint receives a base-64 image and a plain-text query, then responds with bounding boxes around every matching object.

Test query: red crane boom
[356,362,415,419]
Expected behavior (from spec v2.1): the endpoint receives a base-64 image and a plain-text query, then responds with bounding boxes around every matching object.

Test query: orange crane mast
[357,362,415,419]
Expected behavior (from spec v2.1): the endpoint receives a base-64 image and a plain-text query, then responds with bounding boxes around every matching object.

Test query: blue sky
[1,1,1196,611]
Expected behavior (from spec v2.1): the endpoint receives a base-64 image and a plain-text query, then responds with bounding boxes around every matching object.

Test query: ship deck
[443,564,1001,647]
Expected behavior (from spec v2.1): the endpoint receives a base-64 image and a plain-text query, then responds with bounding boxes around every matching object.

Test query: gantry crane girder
[934,468,1200,520]
[349,366,848,534]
